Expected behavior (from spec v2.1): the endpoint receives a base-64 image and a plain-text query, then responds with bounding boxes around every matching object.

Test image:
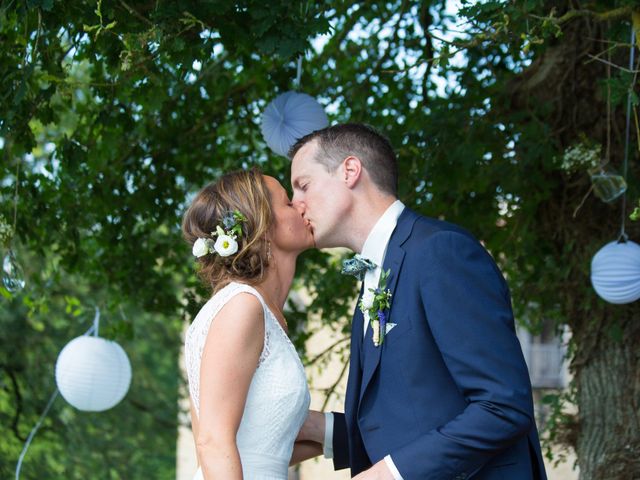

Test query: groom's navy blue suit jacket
[332,208,547,479]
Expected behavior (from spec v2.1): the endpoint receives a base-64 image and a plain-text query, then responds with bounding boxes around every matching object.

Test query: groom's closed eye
[292,176,309,191]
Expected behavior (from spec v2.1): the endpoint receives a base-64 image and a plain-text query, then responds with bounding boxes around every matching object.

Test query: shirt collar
[360,200,405,266]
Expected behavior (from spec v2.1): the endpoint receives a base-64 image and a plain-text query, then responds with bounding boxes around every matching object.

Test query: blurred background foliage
[1,0,639,478]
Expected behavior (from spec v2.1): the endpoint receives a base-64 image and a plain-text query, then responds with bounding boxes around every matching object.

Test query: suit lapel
[345,285,365,428]
[358,209,417,404]
[359,244,404,404]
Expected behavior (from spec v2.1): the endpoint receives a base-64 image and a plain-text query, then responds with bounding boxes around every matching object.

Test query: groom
[290,124,547,479]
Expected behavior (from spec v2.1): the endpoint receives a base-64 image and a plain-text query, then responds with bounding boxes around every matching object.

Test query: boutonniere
[359,269,393,347]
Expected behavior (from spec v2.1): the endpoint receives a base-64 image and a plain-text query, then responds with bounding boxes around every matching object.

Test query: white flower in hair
[192,238,213,258]
[190,211,246,261]
[214,234,239,257]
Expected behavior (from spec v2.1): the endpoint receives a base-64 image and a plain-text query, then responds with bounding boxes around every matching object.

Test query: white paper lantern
[591,240,640,304]
[261,91,329,157]
[55,336,132,412]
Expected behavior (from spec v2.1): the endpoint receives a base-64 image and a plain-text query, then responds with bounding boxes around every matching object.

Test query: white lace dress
[185,282,311,480]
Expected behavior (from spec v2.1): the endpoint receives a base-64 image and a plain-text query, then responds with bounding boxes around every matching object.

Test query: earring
[266,240,272,262]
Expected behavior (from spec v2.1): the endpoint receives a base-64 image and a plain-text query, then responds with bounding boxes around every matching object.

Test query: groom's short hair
[288,123,398,196]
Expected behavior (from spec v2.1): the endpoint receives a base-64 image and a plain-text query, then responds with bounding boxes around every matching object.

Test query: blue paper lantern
[591,240,640,304]
[261,91,329,157]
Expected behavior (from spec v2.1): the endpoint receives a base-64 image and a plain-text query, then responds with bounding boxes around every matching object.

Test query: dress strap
[223,282,269,312]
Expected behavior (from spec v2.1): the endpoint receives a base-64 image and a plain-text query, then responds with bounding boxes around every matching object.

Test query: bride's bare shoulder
[210,287,264,338]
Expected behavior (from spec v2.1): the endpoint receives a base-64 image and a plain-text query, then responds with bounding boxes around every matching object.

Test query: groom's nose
[292,199,306,216]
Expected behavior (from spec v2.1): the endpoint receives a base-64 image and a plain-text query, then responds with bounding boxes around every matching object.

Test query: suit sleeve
[331,412,350,470]
[390,230,535,479]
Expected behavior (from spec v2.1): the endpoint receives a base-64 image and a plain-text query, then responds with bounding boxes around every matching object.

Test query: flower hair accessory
[192,210,248,258]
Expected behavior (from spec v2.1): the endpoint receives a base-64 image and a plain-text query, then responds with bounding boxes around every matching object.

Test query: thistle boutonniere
[359,269,393,347]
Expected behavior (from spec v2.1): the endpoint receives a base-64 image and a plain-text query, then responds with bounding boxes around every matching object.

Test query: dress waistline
[241,451,289,477]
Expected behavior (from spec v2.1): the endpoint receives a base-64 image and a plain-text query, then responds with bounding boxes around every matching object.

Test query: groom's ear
[342,156,362,189]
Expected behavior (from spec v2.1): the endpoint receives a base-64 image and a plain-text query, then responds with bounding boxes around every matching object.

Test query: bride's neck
[255,252,296,309]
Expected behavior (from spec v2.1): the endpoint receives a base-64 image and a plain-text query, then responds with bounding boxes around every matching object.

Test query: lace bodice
[184,282,310,479]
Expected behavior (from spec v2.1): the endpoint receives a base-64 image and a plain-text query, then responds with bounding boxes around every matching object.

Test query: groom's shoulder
[404,208,477,243]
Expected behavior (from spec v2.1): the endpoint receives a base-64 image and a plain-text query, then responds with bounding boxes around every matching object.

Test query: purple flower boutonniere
[359,269,393,347]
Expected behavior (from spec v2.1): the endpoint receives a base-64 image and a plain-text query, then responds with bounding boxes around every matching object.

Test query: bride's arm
[196,293,264,480]
[290,440,323,465]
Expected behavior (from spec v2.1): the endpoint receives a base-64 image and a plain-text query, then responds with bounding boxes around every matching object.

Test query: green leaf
[83,24,100,33]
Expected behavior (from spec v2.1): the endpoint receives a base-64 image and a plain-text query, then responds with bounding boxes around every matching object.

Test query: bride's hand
[296,410,326,444]
[352,460,395,480]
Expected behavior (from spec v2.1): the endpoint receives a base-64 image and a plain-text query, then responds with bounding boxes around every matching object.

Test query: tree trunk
[506,6,640,478]
[575,316,640,479]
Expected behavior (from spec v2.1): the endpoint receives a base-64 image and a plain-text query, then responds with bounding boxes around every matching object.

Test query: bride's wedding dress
[185,282,311,480]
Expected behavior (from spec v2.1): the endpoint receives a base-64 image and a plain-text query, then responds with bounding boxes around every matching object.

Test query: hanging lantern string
[620,27,637,242]
[93,306,100,337]
[11,155,20,235]
[14,312,99,480]
[295,55,303,90]
[15,389,59,480]
[11,10,42,241]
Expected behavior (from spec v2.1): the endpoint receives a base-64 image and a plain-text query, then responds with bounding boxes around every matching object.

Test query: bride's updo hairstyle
[182,168,273,293]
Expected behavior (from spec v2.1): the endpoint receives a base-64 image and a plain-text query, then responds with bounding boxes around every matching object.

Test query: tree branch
[118,0,153,27]
[2,366,27,442]
[419,3,434,106]
[320,358,350,411]
[304,336,349,367]
[585,53,640,73]
[532,7,634,26]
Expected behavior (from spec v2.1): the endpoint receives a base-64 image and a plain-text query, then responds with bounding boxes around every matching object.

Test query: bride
[182,169,321,479]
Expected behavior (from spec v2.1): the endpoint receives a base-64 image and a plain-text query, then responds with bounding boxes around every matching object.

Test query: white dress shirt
[359,200,405,336]
[324,200,405,480]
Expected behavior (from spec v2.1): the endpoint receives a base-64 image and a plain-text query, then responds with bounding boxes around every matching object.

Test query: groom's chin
[300,230,316,251]
[311,228,343,250]
[313,237,336,250]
